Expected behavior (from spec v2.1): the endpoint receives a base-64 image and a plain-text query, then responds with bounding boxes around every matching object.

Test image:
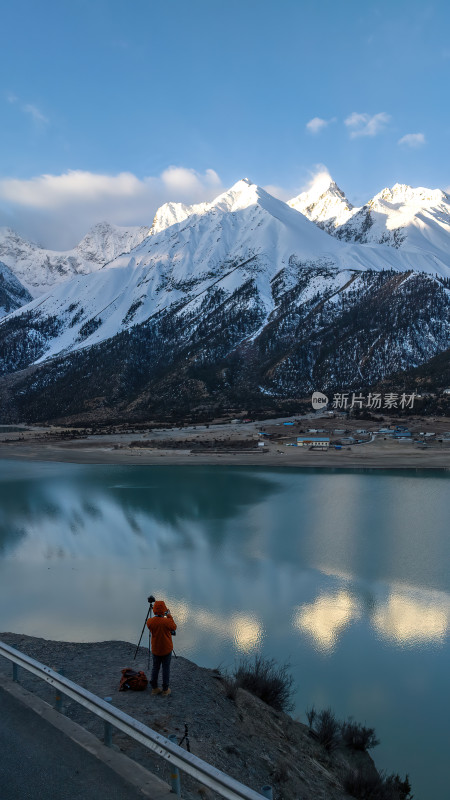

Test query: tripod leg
[134,606,151,660]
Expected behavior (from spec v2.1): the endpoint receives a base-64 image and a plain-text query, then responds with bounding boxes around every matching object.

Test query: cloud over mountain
[0,167,223,250]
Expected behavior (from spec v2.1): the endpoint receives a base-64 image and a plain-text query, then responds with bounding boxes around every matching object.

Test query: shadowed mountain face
[0,261,32,318]
[1,266,449,423]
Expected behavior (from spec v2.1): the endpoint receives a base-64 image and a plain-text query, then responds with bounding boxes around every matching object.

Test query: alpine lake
[0,460,448,799]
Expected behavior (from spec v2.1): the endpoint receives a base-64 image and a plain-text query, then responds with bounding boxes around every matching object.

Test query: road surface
[0,687,144,800]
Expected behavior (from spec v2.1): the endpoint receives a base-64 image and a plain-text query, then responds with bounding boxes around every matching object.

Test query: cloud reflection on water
[293,590,361,652]
[372,586,449,647]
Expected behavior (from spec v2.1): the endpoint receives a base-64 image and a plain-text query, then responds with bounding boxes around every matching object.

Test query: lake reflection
[0,461,449,799]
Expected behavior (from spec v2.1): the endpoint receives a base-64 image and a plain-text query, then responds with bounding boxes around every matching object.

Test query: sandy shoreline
[1,413,450,469]
[1,437,450,468]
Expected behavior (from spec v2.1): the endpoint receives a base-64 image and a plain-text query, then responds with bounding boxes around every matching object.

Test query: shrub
[306,706,341,751]
[227,656,294,713]
[306,705,317,730]
[385,774,413,800]
[341,719,380,751]
[306,707,380,753]
[343,768,413,800]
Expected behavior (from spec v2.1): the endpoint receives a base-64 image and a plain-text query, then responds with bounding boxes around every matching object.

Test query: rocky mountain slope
[0,222,149,297]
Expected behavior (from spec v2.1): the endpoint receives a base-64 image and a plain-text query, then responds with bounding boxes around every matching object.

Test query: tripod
[134,595,155,669]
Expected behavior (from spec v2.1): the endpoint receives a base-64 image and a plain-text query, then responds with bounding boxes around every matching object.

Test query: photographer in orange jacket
[146,600,177,696]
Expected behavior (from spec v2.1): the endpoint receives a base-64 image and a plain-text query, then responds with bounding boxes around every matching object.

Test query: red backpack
[119,668,148,691]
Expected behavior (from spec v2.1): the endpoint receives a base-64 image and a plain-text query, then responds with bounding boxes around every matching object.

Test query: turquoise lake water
[0,460,448,798]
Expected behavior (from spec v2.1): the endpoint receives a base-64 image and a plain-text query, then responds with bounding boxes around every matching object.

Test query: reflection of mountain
[107,467,279,530]
[0,523,26,556]
[1,463,449,656]
[0,463,280,559]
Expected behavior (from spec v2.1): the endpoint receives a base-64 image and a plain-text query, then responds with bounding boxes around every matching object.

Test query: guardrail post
[12,662,19,682]
[55,668,64,712]
[261,787,273,799]
[104,697,113,747]
[168,734,181,796]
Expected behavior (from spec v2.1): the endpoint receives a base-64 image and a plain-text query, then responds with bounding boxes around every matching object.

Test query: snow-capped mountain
[1,177,450,423]
[149,199,207,235]
[0,222,149,297]
[74,222,149,265]
[288,174,354,233]
[0,261,32,318]
[1,177,450,371]
[289,177,450,261]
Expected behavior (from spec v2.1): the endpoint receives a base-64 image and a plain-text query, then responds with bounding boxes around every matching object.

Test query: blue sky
[1,0,449,247]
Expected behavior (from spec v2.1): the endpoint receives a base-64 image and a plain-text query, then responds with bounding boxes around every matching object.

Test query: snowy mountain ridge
[2,178,450,373]
[0,222,149,297]
[1,177,450,422]
[288,176,450,257]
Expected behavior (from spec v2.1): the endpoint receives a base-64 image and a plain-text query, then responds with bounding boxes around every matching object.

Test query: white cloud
[306,117,327,134]
[306,116,336,134]
[0,167,224,249]
[22,104,49,125]
[344,111,390,138]
[299,165,333,195]
[398,132,426,148]
[160,166,221,194]
[5,92,48,126]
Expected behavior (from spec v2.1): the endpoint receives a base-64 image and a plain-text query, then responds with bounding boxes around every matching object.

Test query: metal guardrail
[0,641,269,800]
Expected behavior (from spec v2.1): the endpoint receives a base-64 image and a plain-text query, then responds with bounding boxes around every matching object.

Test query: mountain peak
[149,179,261,236]
[288,174,353,230]
[373,183,447,207]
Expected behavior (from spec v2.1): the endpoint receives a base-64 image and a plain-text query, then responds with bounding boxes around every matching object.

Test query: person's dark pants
[151,652,172,691]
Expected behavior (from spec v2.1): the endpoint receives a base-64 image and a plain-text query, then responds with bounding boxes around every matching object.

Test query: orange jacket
[147,614,177,656]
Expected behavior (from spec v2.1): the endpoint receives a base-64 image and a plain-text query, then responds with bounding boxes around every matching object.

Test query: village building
[296,436,330,450]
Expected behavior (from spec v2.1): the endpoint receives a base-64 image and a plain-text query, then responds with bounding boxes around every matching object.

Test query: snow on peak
[76,221,149,265]
[372,183,447,209]
[150,199,209,236]
[208,178,261,213]
[0,222,149,297]
[288,174,353,231]
[149,179,260,236]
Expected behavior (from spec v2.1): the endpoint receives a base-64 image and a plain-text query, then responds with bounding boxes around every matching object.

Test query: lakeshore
[1,414,450,468]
